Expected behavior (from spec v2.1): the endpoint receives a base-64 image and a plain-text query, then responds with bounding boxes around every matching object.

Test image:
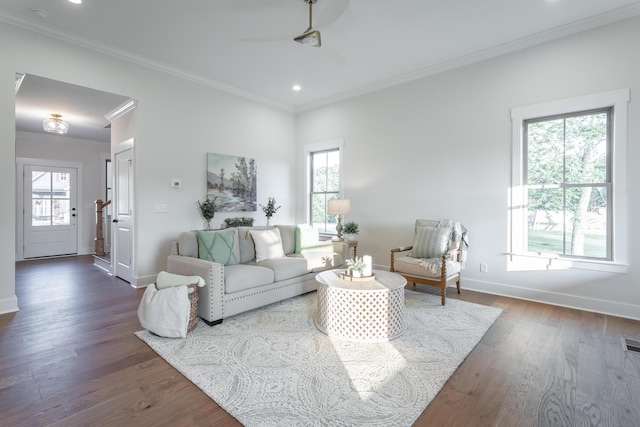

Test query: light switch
[171,179,181,188]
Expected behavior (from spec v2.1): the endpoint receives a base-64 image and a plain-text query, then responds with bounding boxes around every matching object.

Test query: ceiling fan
[294,0,322,47]
[242,0,350,48]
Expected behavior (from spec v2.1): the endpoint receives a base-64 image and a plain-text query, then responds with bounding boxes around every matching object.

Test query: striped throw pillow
[409,226,452,258]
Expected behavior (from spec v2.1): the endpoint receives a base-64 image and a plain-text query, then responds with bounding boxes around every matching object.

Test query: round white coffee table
[315,269,407,342]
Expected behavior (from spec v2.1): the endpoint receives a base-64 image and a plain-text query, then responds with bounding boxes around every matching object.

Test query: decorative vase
[266,217,271,226]
[205,219,212,230]
[345,234,356,242]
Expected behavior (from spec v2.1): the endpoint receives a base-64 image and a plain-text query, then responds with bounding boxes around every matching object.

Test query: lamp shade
[327,199,350,215]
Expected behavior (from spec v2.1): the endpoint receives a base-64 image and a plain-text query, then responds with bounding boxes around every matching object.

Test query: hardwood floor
[2,256,639,426]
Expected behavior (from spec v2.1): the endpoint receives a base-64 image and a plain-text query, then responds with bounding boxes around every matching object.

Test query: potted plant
[224,217,254,227]
[259,197,281,226]
[345,256,366,278]
[197,195,217,230]
[342,221,359,241]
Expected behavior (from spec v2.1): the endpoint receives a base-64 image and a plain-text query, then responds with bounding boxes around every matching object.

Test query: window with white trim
[510,89,629,272]
[304,139,344,235]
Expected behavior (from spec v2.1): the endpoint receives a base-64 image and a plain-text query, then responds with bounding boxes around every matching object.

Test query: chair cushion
[394,256,461,279]
[249,228,285,262]
[409,226,452,258]
[195,229,239,265]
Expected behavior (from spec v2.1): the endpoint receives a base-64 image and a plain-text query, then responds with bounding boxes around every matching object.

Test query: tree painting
[207,153,257,212]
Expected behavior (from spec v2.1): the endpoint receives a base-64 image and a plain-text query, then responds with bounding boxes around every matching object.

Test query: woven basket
[186,283,199,332]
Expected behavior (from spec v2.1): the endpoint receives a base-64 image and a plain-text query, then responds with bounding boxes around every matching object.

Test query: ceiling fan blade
[315,0,350,28]
[240,35,291,43]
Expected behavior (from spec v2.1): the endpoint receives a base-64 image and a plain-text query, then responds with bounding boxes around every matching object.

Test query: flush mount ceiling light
[42,113,69,134]
[294,0,321,47]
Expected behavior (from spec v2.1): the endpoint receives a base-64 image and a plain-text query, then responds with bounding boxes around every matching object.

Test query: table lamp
[327,199,350,240]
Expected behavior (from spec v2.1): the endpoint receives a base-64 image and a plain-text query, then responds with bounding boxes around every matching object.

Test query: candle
[363,255,373,277]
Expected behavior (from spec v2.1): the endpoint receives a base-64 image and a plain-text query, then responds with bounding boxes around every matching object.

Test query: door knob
[113,219,119,223]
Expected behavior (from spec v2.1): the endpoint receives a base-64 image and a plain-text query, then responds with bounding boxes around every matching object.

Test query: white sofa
[167,225,349,325]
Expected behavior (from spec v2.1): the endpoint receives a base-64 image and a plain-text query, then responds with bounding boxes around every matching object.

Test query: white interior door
[114,147,133,283]
[23,165,78,258]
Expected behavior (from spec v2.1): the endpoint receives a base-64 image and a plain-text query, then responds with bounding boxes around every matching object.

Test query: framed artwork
[207,153,257,212]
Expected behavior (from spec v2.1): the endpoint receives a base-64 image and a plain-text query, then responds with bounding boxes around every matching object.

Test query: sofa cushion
[256,257,310,281]
[177,231,199,258]
[295,224,320,254]
[275,225,296,255]
[237,226,271,264]
[224,264,275,294]
[196,229,239,265]
[394,256,461,279]
[409,226,452,258]
[293,250,343,272]
[249,228,285,262]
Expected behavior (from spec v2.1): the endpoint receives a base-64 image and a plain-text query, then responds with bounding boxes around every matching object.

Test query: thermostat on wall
[171,179,181,188]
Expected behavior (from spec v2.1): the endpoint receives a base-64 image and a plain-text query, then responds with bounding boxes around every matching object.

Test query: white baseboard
[462,278,640,321]
[132,274,156,289]
[0,296,19,315]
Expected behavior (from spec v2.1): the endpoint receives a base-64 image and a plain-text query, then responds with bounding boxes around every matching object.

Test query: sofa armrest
[167,255,225,324]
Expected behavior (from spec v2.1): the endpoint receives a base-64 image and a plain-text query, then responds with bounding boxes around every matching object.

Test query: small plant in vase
[197,195,217,230]
[342,221,359,241]
[260,197,281,226]
[345,256,366,278]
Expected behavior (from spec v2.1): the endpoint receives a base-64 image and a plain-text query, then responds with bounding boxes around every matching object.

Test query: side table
[341,239,358,258]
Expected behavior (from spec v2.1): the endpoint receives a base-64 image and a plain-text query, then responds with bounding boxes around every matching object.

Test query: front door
[114,146,134,283]
[23,165,78,258]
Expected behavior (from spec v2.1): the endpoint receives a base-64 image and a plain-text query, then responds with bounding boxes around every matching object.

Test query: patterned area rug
[136,289,502,426]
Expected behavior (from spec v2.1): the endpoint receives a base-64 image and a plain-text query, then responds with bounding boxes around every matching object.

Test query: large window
[310,148,340,234]
[304,139,344,235]
[511,89,629,272]
[525,109,611,259]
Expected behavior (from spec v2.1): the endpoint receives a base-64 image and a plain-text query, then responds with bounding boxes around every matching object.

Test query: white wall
[295,17,640,319]
[16,132,110,256]
[1,21,296,311]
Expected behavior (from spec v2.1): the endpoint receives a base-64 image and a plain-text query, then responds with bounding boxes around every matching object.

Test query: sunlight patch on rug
[136,289,502,426]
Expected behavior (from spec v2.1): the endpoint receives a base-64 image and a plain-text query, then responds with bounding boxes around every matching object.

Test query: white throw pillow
[409,226,452,258]
[249,228,285,262]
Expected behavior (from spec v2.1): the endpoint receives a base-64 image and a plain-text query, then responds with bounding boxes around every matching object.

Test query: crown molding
[105,99,137,123]
[296,4,640,112]
[0,10,295,113]
[16,131,108,146]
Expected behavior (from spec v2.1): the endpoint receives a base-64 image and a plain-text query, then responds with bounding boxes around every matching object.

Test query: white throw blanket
[156,270,204,291]
[137,284,190,338]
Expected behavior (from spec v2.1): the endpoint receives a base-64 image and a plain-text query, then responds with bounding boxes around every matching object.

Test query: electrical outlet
[480,263,488,273]
[155,203,168,213]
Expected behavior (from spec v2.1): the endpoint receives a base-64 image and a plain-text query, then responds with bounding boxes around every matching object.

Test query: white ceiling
[6,0,640,141]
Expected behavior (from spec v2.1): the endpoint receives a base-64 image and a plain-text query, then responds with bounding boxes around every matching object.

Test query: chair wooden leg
[456,280,461,294]
[441,286,446,305]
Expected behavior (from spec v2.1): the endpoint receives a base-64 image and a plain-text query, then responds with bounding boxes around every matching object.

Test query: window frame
[303,139,344,236]
[510,89,629,273]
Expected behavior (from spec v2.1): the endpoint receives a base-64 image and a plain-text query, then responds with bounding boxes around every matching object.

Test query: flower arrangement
[224,217,254,227]
[345,256,366,277]
[260,196,281,225]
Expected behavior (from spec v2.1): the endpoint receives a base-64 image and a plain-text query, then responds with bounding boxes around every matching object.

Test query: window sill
[507,253,628,274]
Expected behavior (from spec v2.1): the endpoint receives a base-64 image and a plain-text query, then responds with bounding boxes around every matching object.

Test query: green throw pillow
[295,224,319,254]
[196,229,237,265]
[409,226,452,258]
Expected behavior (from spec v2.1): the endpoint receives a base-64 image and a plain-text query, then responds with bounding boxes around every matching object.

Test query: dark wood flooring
[2,255,639,426]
